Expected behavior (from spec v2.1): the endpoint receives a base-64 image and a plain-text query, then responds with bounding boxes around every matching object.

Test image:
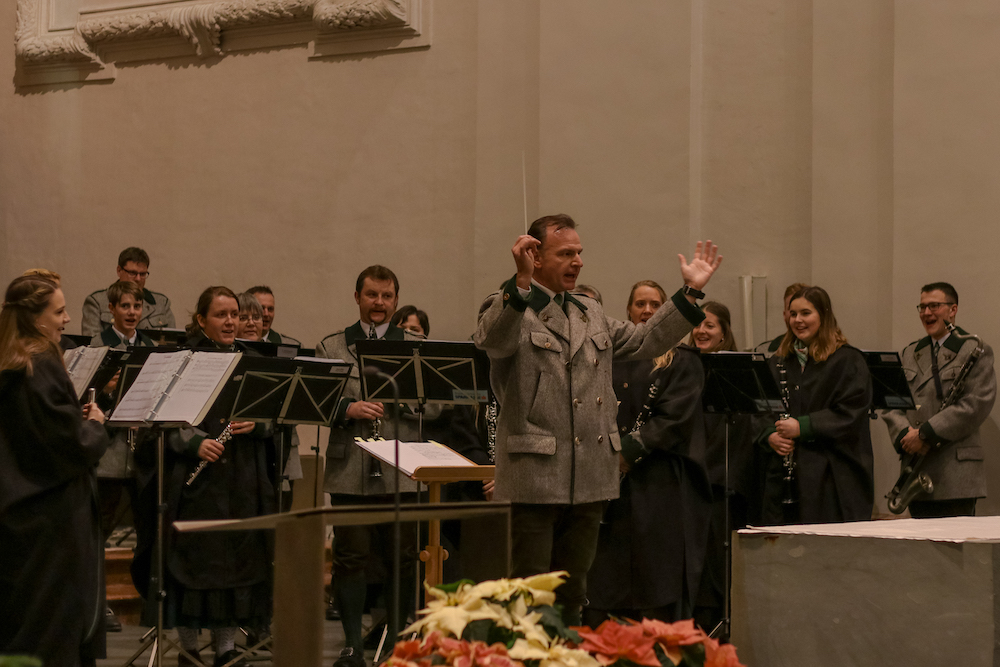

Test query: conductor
[474,213,722,624]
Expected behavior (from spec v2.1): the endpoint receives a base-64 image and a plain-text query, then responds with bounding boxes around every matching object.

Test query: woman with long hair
[133,286,274,667]
[0,275,109,666]
[586,299,712,624]
[759,286,874,525]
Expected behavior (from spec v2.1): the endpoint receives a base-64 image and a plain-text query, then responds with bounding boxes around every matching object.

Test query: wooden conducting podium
[176,501,509,667]
[731,516,1000,666]
[355,438,496,587]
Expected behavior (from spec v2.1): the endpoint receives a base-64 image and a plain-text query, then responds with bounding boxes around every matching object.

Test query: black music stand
[222,355,353,511]
[353,340,491,651]
[355,339,491,441]
[863,351,917,412]
[700,351,783,642]
[139,328,189,347]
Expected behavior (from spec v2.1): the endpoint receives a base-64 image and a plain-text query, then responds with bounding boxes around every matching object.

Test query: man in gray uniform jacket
[316,265,422,667]
[474,214,722,624]
[81,247,175,337]
[882,282,996,518]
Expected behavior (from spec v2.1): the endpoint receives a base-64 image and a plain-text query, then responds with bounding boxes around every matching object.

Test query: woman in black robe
[758,286,874,525]
[0,275,110,667]
[133,286,274,667]
[585,342,712,624]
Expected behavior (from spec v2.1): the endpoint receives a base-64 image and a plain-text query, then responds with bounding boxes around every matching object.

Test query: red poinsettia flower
[572,620,660,667]
[702,638,746,667]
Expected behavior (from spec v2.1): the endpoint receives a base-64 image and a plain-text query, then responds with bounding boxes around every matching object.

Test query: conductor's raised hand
[198,438,225,462]
[512,235,541,290]
[346,400,384,421]
[678,240,723,291]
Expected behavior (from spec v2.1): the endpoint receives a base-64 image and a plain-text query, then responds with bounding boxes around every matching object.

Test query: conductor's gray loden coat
[474,278,704,505]
[882,328,997,500]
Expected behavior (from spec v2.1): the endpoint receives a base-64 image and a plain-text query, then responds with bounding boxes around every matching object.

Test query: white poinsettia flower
[522,571,568,593]
[508,638,551,661]
[508,638,600,667]
[540,643,602,667]
[512,610,550,646]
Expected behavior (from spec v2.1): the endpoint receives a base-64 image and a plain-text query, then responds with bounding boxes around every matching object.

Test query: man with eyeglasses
[882,282,996,518]
[81,247,176,337]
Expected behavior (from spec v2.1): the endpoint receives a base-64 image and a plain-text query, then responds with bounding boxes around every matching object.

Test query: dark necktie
[931,341,944,401]
[368,323,377,339]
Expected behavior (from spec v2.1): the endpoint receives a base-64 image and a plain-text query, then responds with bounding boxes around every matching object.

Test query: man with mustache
[474,213,722,625]
[882,282,996,518]
[316,265,419,667]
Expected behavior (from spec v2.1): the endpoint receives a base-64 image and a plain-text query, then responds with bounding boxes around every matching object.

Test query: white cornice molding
[15,0,430,87]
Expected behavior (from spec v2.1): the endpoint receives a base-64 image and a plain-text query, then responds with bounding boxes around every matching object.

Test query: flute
[186,422,234,486]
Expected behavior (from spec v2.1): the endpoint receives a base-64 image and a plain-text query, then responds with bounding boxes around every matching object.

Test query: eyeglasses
[238,314,262,322]
[120,269,150,279]
[916,302,954,313]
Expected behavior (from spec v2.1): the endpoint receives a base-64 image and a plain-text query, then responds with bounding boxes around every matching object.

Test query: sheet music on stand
[862,350,917,411]
[355,339,491,407]
[109,350,242,426]
[701,351,784,414]
[64,346,110,399]
[355,439,481,477]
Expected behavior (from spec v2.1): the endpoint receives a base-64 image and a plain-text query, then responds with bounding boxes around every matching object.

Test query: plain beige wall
[3,0,999,514]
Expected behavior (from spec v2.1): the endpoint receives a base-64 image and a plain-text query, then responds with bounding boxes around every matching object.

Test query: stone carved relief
[15,0,99,64]
[312,0,406,31]
[16,0,430,86]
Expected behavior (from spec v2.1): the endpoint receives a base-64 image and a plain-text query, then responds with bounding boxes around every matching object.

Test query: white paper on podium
[355,439,475,477]
[739,515,1000,543]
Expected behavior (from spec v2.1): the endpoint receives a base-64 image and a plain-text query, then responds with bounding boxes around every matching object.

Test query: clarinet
[621,377,663,477]
[775,359,799,520]
[368,416,384,478]
[186,422,234,486]
[886,322,985,513]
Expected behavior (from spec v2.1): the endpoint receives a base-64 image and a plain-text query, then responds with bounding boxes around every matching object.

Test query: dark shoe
[333,647,366,667]
[105,606,123,633]
[213,649,248,667]
[326,597,341,621]
[178,650,201,667]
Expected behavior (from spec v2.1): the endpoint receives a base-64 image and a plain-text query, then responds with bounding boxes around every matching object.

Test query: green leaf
[680,643,706,666]
[435,579,475,594]
[529,604,581,643]
[463,619,493,643]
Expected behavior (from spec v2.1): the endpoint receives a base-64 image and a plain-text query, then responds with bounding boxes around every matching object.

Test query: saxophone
[775,359,799,521]
[886,323,984,514]
[186,422,234,486]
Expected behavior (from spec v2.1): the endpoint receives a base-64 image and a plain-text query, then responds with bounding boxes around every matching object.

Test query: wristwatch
[682,285,706,301]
